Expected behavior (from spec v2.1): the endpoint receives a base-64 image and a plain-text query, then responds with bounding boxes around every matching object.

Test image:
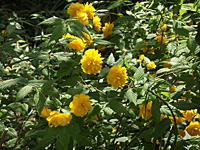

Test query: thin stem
[0,128,8,149]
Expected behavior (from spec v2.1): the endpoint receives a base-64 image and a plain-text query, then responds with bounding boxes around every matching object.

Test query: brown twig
[0,128,8,149]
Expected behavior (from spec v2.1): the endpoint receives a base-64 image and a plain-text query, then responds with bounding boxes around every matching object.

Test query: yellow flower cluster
[69,93,92,117]
[107,64,128,89]
[102,22,114,38]
[139,101,152,120]
[93,16,102,31]
[63,33,86,51]
[81,49,103,75]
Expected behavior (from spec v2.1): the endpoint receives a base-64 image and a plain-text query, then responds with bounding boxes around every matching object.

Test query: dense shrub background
[0,0,200,149]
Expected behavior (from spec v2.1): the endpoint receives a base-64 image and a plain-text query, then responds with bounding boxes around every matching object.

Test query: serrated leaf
[134,66,144,81]
[109,99,128,114]
[16,85,32,101]
[50,21,66,42]
[107,53,115,66]
[173,101,199,110]
[156,68,170,74]
[126,88,137,105]
[38,16,62,26]
[0,78,28,90]
[152,99,161,125]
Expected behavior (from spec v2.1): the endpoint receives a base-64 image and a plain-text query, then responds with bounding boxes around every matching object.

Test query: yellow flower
[69,93,92,117]
[181,109,197,122]
[81,49,103,75]
[102,22,114,38]
[185,121,200,136]
[93,16,102,31]
[84,2,95,19]
[150,74,157,78]
[139,101,152,120]
[178,129,185,137]
[67,2,85,18]
[107,64,128,88]
[169,84,176,93]
[2,30,7,37]
[47,111,72,127]
[137,54,144,63]
[164,58,172,69]
[155,35,168,44]
[63,33,86,51]
[160,24,167,32]
[77,11,88,25]
[40,105,52,117]
[112,127,117,133]
[4,66,13,74]
[169,13,173,17]
[117,142,120,145]
[147,62,156,69]
[82,31,93,46]
[161,11,164,14]
[91,115,99,121]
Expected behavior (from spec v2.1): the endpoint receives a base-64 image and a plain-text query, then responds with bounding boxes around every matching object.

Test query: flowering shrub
[0,0,200,149]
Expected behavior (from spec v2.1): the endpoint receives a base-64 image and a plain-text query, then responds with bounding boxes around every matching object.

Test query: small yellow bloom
[112,127,117,133]
[164,58,172,69]
[69,93,92,117]
[178,129,185,137]
[2,30,7,37]
[147,62,156,69]
[93,16,102,31]
[47,111,72,127]
[63,33,86,51]
[91,115,99,121]
[40,105,52,117]
[82,31,93,46]
[160,24,167,32]
[107,64,128,88]
[117,142,120,145]
[155,35,168,44]
[161,11,163,14]
[137,54,144,63]
[169,13,173,17]
[169,84,176,93]
[81,49,103,75]
[139,101,152,120]
[102,22,114,38]
[4,66,13,74]
[40,75,45,79]
[185,121,200,136]
[150,74,157,78]
[84,2,95,19]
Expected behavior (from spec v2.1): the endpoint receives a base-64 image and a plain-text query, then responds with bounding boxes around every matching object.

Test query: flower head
[169,84,176,93]
[156,35,168,44]
[160,24,167,32]
[2,30,7,37]
[47,111,72,127]
[77,11,88,25]
[137,54,144,63]
[63,33,86,51]
[181,109,197,122]
[67,2,85,18]
[185,121,200,136]
[82,31,93,46]
[139,101,152,120]
[93,16,102,31]
[107,64,128,88]
[102,22,114,38]
[81,49,103,75]
[148,62,156,69]
[84,2,95,19]
[69,93,92,117]
[40,105,52,117]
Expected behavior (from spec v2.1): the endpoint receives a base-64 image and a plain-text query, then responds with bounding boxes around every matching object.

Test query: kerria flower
[69,93,92,117]
[169,84,176,93]
[47,111,72,127]
[107,64,128,88]
[63,33,86,51]
[155,35,168,44]
[2,30,7,37]
[81,49,103,75]
[77,11,88,25]
[147,62,156,69]
[93,16,102,31]
[102,22,114,38]
[139,101,152,120]
[185,121,200,136]
[84,2,95,19]
[82,31,93,46]
[40,105,52,117]
[137,54,144,63]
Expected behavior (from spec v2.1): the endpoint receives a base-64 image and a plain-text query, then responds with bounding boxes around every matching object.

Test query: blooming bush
[0,0,200,149]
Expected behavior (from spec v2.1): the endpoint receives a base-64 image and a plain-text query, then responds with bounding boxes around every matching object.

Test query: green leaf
[152,99,161,125]
[50,20,66,42]
[38,16,62,26]
[16,85,32,101]
[54,67,71,77]
[115,137,129,143]
[176,0,184,5]
[126,88,137,105]
[109,99,128,114]
[95,39,114,45]
[37,92,46,114]
[7,127,17,137]
[57,127,70,150]
[107,53,115,66]
[107,0,122,10]
[156,68,171,74]
[87,105,101,118]
[173,101,199,110]
[187,38,197,53]
[7,102,28,115]
[134,66,144,81]
[134,41,146,50]
[0,78,28,90]
[152,118,171,139]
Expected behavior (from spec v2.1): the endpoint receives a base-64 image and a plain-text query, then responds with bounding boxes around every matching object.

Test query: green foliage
[0,0,200,149]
